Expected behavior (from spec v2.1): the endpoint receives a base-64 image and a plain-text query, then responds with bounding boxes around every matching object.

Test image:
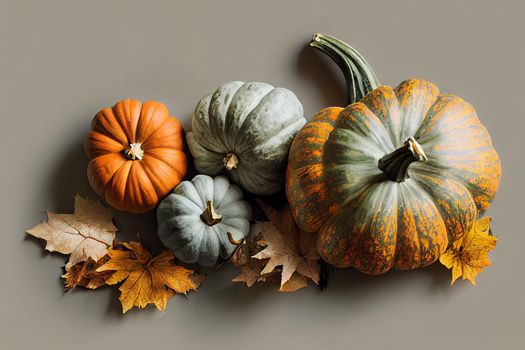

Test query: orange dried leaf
[96,242,204,313]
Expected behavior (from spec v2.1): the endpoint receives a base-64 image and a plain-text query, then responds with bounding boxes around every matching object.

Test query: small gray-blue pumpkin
[157,174,252,266]
[186,81,306,195]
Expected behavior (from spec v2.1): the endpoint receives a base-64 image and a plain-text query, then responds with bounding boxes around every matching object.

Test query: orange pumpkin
[85,99,187,213]
[286,34,501,274]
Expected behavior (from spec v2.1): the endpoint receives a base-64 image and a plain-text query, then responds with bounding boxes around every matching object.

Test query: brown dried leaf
[230,232,266,267]
[26,195,117,270]
[252,201,320,288]
[232,259,267,287]
[62,255,113,290]
[279,273,308,293]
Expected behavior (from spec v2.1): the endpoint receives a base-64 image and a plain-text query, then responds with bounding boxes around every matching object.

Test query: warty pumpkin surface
[186,81,306,195]
[286,35,501,274]
[85,99,187,214]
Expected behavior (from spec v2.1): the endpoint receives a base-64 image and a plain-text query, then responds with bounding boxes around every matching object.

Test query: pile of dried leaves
[231,201,320,292]
[27,195,204,313]
[26,195,498,314]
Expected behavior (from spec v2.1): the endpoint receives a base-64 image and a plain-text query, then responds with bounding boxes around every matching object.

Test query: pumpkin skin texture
[157,174,252,266]
[286,106,342,232]
[85,99,187,214]
[286,79,501,274]
[186,81,306,195]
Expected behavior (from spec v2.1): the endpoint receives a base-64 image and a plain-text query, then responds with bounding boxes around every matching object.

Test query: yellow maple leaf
[439,216,497,285]
[26,195,117,270]
[96,242,205,313]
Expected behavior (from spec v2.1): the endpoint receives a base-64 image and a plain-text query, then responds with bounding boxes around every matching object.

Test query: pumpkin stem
[200,200,222,226]
[223,152,239,171]
[309,33,380,105]
[378,137,427,182]
[124,143,144,160]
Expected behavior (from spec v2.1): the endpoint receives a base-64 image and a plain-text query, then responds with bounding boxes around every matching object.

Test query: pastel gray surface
[3,1,523,350]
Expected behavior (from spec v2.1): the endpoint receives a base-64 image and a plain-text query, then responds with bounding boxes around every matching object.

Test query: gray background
[2,1,524,349]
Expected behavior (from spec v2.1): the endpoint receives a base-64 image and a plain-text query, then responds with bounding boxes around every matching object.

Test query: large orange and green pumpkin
[286,34,501,274]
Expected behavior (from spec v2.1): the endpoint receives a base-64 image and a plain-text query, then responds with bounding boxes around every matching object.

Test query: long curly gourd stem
[378,137,427,182]
[309,33,380,105]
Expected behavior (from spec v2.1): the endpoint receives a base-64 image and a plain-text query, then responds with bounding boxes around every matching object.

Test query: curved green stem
[309,33,380,105]
[378,137,427,182]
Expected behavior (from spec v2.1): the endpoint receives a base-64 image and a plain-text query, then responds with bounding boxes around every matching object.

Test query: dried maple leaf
[62,255,113,290]
[96,242,205,313]
[26,195,117,270]
[252,201,320,290]
[232,259,268,287]
[229,232,266,267]
[231,231,270,287]
[279,273,308,292]
[439,216,497,285]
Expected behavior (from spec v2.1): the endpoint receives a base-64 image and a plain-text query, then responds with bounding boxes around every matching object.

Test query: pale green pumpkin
[157,175,252,266]
[186,81,306,195]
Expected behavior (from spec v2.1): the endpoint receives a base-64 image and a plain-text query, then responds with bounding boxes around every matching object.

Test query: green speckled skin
[288,79,501,274]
